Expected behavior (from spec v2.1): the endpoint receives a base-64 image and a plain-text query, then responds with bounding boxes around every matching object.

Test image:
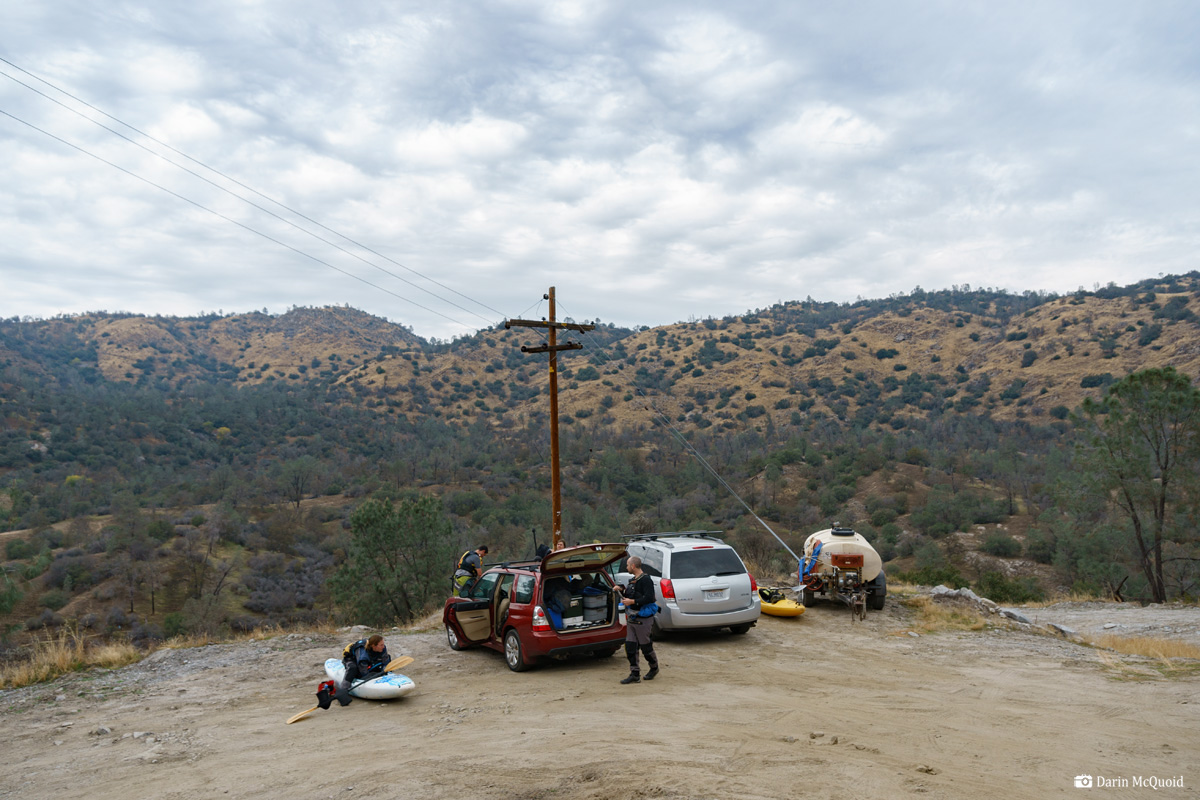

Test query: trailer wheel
[867,572,887,611]
[802,587,816,606]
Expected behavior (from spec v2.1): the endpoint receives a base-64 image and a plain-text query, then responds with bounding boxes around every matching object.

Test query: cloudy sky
[2,2,1198,340]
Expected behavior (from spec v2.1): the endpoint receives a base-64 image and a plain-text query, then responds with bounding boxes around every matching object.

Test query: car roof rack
[621,531,725,547]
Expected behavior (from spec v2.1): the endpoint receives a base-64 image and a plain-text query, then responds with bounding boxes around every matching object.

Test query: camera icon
[1074,775,1094,788]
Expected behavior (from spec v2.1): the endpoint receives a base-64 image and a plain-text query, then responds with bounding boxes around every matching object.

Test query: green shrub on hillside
[914,541,947,571]
[23,552,51,580]
[974,571,1043,603]
[0,574,22,615]
[164,612,188,638]
[870,508,898,527]
[39,589,69,610]
[981,532,1021,558]
[5,539,34,560]
[1023,528,1056,564]
[147,519,175,542]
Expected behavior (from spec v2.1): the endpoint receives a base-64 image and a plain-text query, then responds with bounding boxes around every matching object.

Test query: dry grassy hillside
[332,280,1200,433]
[5,278,1199,437]
[74,307,421,384]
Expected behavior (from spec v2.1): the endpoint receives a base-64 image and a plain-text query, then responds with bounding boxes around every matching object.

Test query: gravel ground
[1,594,1197,799]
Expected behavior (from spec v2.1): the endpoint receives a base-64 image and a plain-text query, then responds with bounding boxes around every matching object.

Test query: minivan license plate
[704,589,723,600]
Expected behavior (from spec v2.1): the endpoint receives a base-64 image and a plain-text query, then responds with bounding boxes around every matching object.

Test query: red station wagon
[442,543,628,671]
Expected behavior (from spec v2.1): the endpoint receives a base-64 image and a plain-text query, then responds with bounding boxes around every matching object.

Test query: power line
[0,55,565,350]
[0,59,505,328]
[0,60,782,558]
[5,69,781,556]
[0,106,474,330]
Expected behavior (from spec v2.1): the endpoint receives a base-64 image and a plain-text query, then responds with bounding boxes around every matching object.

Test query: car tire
[729,623,752,635]
[650,616,667,639]
[867,572,887,611]
[446,623,465,651]
[504,629,528,672]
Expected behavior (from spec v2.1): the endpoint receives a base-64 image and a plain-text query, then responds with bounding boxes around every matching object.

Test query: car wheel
[729,623,752,635]
[650,616,667,639]
[504,629,528,672]
[446,623,465,651]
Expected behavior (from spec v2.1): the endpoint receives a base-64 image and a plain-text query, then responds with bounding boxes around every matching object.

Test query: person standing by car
[616,556,659,684]
[453,544,489,596]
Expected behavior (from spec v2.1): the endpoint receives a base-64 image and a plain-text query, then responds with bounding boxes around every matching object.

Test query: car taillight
[659,578,675,599]
[749,573,758,592]
[532,605,551,631]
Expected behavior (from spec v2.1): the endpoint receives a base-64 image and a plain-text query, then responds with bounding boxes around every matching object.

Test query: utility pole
[505,287,595,548]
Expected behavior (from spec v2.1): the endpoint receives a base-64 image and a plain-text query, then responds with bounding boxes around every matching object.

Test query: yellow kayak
[758,588,805,617]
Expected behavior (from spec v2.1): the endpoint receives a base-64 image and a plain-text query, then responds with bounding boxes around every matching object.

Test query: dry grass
[0,620,353,689]
[1088,633,1200,661]
[883,579,924,597]
[1093,649,1200,681]
[0,630,143,689]
[901,595,990,633]
[1083,634,1200,680]
[1019,591,1113,607]
[157,619,344,651]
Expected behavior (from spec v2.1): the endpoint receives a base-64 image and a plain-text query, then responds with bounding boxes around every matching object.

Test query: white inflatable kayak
[324,658,416,700]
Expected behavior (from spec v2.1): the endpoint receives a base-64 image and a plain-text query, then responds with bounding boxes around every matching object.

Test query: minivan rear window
[669,549,746,580]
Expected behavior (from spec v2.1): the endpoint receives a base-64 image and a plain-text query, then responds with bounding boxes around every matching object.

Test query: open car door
[446,572,501,645]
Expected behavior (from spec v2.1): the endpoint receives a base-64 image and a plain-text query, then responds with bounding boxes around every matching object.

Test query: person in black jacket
[337,634,390,705]
[616,556,659,684]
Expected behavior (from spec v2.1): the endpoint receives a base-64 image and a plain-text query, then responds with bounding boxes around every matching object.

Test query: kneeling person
[337,634,390,705]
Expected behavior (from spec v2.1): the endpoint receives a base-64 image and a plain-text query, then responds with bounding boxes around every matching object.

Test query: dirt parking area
[1,597,1197,799]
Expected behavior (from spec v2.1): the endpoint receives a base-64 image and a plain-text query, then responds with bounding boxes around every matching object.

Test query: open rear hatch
[540,543,627,575]
[539,544,627,632]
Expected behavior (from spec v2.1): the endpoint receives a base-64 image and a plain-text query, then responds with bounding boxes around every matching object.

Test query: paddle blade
[286,705,320,725]
[385,656,414,672]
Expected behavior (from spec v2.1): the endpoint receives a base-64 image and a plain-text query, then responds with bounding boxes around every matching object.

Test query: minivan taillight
[749,573,758,592]
[659,578,675,599]
[532,605,551,631]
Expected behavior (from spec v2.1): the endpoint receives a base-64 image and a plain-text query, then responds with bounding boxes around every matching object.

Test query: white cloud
[754,104,888,162]
[393,115,528,169]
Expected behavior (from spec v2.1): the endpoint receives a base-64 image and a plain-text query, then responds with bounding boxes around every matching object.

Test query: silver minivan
[616,532,761,635]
